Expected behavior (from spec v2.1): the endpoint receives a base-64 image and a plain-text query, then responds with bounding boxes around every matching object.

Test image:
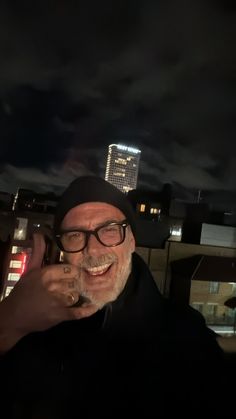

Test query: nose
[84,231,104,255]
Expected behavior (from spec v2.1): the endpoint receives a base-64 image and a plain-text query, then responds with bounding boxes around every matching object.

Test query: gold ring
[67,293,75,306]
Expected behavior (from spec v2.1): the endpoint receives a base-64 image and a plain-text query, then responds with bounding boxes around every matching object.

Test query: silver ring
[67,292,75,306]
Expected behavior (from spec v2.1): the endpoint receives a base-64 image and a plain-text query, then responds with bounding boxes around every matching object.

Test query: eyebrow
[61,218,124,232]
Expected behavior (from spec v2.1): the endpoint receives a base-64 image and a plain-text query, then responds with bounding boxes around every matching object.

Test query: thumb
[26,232,46,272]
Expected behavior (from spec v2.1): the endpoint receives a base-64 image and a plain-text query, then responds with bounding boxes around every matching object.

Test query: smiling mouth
[84,263,112,276]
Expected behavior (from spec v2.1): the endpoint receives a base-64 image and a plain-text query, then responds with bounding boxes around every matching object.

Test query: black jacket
[1,253,229,418]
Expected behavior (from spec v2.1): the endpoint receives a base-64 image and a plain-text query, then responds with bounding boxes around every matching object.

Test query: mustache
[79,253,117,269]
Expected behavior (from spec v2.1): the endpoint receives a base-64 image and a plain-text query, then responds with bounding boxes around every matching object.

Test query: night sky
[0,0,236,204]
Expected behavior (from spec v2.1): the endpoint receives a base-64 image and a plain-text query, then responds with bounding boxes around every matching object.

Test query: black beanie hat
[54,176,136,236]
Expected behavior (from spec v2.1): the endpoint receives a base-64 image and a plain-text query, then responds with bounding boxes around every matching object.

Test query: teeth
[85,263,111,275]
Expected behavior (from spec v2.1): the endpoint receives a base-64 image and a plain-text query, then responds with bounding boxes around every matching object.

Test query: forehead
[61,202,125,229]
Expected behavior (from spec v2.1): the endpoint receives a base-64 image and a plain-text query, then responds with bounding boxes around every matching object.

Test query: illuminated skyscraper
[105,144,141,193]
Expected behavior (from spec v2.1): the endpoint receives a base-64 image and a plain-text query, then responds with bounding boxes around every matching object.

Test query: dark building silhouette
[135,217,170,248]
[13,188,59,213]
[181,203,210,244]
[127,183,172,220]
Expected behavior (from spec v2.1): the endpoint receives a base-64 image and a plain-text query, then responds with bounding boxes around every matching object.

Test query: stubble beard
[78,253,133,310]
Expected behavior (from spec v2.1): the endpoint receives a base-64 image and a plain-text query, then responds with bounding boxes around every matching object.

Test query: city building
[128,183,172,220]
[12,188,59,213]
[0,190,60,300]
[105,143,141,193]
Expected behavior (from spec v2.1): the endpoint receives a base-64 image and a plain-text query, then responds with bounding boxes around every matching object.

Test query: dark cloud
[0,0,235,200]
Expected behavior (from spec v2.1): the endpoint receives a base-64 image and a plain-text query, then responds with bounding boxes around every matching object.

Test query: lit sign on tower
[105,143,141,193]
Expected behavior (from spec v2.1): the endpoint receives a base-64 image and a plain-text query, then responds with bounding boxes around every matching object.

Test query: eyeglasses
[55,219,129,253]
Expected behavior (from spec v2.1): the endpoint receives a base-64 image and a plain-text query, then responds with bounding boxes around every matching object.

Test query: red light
[8,251,31,276]
[21,254,27,274]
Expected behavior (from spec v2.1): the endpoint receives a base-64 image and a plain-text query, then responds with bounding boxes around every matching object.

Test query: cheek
[116,245,133,267]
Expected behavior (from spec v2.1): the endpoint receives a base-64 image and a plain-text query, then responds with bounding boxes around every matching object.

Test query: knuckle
[63,264,78,276]
[63,265,72,274]
[47,281,57,292]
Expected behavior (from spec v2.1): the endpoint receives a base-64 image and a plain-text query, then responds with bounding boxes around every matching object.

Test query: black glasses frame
[55,219,129,253]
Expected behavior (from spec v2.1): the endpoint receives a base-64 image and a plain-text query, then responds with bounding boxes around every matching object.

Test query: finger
[41,264,80,286]
[27,233,46,273]
[47,278,79,294]
[54,291,80,307]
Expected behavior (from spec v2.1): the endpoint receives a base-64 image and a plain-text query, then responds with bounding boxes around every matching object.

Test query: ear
[128,229,136,253]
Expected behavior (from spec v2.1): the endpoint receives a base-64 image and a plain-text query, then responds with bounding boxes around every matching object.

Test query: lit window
[150,208,160,214]
[139,204,146,212]
[9,260,22,269]
[206,303,218,317]
[5,287,14,297]
[7,273,21,281]
[191,302,204,314]
[13,217,28,240]
[209,282,220,294]
[11,246,25,254]
[170,226,182,237]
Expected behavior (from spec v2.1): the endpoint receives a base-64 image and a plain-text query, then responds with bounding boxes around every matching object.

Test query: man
[0,176,229,417]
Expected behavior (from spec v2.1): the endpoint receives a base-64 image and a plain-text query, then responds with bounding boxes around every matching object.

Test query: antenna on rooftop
[197,190,202,203]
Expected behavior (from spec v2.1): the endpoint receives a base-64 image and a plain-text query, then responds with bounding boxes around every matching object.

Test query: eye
[65,231,83,241]
[101,225,119,234]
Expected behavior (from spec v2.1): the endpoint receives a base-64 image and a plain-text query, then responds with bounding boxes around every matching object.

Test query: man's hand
[0,233,98,354]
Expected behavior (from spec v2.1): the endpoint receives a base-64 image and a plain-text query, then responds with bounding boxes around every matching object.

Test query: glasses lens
[98,224,124,246]
[61,231,86,252]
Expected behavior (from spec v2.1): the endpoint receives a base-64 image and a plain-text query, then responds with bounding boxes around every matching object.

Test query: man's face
[61,202,135,308]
